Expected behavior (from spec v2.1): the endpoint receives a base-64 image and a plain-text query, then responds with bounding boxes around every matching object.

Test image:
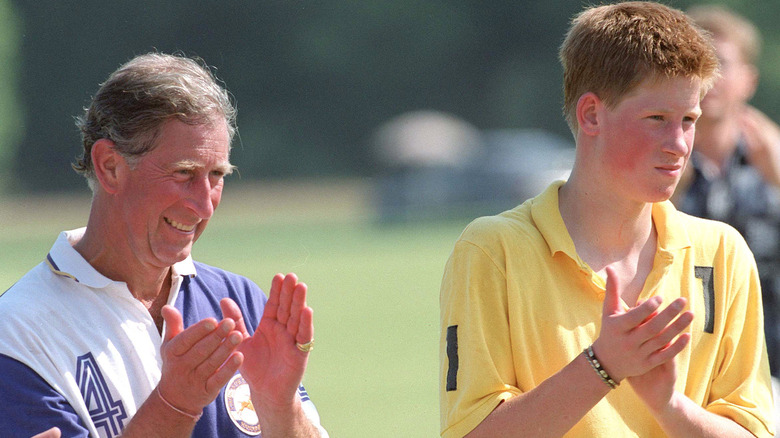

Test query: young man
[0,53,327,438]
[440,2,774,437]
[672,4,780,378]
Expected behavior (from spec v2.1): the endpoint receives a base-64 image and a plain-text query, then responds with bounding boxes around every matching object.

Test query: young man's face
[596,75,702,203]
[115,118,232,270]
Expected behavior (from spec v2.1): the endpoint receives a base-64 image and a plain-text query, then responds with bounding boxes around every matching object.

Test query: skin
[71,118,319,437]
[32,428,61,438]
[466,76,752,437]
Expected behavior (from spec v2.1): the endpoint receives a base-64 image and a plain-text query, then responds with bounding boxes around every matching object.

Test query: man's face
[700,39,756,121]
[595,75,702,204]
[116,118,232,270]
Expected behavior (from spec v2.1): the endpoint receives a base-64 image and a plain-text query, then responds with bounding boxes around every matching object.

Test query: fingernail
[220,321,233,335]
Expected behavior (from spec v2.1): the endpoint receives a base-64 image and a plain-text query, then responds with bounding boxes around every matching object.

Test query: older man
[0,53,326,438]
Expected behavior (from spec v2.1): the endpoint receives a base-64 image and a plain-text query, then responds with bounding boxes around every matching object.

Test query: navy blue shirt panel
[175,261,267,335]
[176,262,269,438]
[0,354,89,438]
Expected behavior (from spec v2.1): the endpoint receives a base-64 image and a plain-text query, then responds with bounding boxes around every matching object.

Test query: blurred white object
[373,110,482,169]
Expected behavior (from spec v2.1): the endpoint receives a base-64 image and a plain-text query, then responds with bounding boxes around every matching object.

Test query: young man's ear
[91,139,123,194]
[576,92,601,136]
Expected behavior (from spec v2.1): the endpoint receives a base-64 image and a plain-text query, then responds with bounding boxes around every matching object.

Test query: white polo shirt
[0,228,326,437]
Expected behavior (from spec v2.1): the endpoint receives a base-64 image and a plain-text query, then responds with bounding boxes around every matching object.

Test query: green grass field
[0,179,475,437]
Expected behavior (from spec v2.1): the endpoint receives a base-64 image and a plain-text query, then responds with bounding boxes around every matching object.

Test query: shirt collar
[531,181,691,261]
[47,227,198,288]
[531,181,577,259]
[651,200,692,253]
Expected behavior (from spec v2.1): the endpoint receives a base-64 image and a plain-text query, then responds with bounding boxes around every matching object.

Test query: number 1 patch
[695,266,715,334]
[446,325,459,391]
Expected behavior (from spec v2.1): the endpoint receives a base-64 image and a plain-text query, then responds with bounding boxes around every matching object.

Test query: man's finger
[187,319,237,364]
[642,310,694,353]
[277,273,299,325]
[296,306,314,347]
[262,273,285,323]
[162,305,184,343]
[287,282,308,335]
[602,266,622,317]
[205,352,244,394]
[618,296,664,331]
[194,329,243,380]
[164,316,220,357]
[645,332,691,368]
[220,298,249,338]
[633,297,688,342]
[32,427,61,438]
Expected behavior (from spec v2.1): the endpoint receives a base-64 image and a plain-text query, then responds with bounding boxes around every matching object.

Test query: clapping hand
[593,267,693,411]
[220,273,314,419]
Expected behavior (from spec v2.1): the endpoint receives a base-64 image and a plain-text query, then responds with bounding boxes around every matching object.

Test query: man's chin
[155,246,194,267]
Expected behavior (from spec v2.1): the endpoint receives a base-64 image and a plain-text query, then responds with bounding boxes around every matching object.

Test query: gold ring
[296,339,314,352]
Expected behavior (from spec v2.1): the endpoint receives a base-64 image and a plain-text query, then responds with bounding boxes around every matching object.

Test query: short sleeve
[0,354,89,437]
[439,237,521,438]
[705,237,775,437]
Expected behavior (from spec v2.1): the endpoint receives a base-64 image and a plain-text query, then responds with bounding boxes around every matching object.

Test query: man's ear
[91,139,123,194]
[576,92,601,136]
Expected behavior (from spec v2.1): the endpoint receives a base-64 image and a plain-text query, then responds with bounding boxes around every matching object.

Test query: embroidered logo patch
[224,373,261,435]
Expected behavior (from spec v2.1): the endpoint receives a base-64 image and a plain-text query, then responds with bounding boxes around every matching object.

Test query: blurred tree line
[3,0,780,193]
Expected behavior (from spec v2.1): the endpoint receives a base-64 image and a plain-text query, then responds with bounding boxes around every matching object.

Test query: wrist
[584,344,621,389]
[251,392,316,438]
[651,388,683,418]
[156,386,203,422]
[250,389,302,421]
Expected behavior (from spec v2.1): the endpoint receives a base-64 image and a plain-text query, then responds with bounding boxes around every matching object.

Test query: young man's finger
[633,298,688,343]
[602,266,623,317]
[641,310,694,354]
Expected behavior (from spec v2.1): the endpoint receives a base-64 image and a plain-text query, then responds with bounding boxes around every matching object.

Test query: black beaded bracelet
[583,345,619,389]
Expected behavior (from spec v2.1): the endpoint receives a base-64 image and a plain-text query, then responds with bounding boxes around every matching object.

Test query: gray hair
[73,52,237,190]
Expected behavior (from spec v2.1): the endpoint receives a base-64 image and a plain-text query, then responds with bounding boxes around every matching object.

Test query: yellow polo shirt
[440,181,774,437]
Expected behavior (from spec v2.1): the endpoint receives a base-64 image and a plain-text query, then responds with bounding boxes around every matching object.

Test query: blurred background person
[673,5,780,380]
